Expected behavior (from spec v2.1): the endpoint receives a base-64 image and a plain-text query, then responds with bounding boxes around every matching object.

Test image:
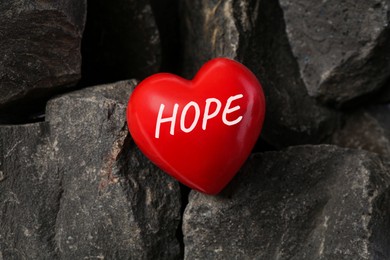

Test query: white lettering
[155,103,179,138]
[202,98,222,130]
[154,94,244,138]
[222,94,243,126]
[180,101,200,133]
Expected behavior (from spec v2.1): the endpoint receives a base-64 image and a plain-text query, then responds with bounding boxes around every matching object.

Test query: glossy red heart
[127,58,265,194]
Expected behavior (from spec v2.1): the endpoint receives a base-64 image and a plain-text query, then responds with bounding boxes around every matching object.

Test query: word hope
[155,94,244,138]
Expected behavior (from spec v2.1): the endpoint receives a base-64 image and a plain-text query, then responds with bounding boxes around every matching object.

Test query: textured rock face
[0,123,59,259]
[280,0,390,104]
[81,0,161,85]
[0,81,182,259]
[181,0,241,77]
[48,81,181,259]
[183,145,390,259]
[2,0,390,258]
[0,0,87,109]
[332,105,390,157]
[180,0,339,148]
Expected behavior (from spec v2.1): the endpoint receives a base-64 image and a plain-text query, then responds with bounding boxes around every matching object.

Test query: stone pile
[1,0,390,259]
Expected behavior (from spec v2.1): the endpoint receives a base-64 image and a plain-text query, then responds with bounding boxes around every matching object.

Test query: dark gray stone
[332,105,390,157]
[81,0,161,85]
[180,0,339,148]
[279,0,390,104]
[0,123,60,259]
[0,80,182,259]
[0,0,86,109]
[180,0,242,78]
[48,81,182,259]
[183,145,390,259]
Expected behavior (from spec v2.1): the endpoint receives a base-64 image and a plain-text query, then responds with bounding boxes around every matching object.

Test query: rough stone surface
[279,0,390,104]
[183,145,390,259]
[0,80,182,259]
[0,123,60,259]
[0,0,86,109]
[180,0,339,148]
[332,105,390,157]
[81,0,161,86]
[49,81,182,259]
[180,0,242,78]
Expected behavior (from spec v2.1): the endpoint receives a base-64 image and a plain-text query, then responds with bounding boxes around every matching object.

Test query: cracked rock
[180,0,339,148]
[0,80,182,259]
[279,0,390,105]
[0,0,87,110]
[183,145,390,259]
[332,105,390,158]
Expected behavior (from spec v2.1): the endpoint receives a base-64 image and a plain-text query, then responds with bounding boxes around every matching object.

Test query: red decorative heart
[127,58,265,194]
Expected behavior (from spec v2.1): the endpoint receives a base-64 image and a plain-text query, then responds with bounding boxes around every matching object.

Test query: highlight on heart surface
[127,57,266,194]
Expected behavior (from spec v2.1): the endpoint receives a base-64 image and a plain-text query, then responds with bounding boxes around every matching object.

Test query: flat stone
[180,0,339,148]
[183,145,390,259]
[0,0,86,110]
[332,105,390,157]
[279,0,390,104]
